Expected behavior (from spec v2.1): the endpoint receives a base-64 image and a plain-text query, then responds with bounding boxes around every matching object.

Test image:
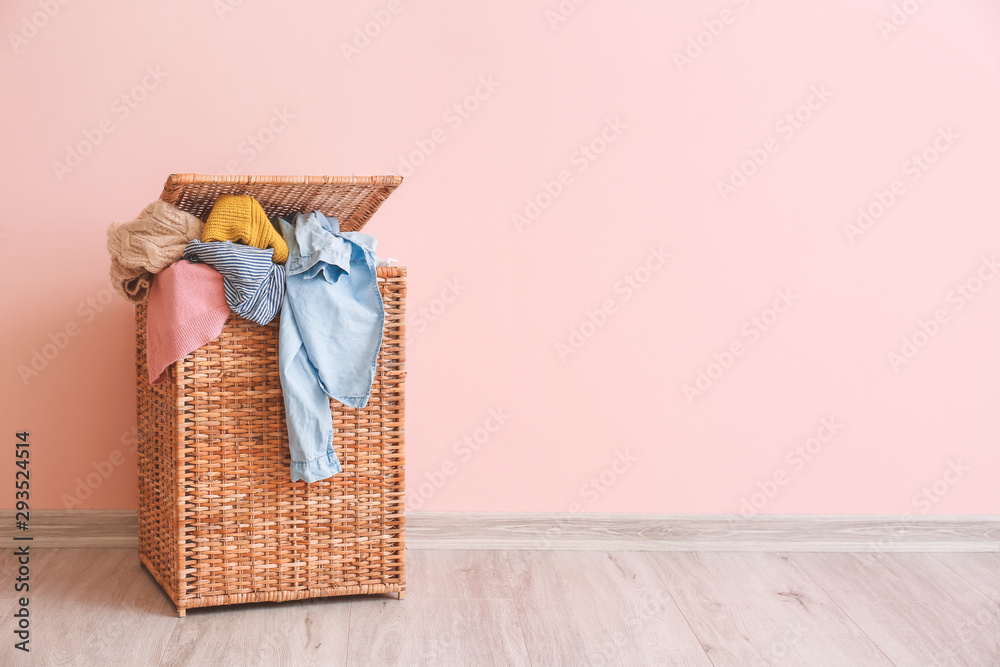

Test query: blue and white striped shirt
[182,240,284,326]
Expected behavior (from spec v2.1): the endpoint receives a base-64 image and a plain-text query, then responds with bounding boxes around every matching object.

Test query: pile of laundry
[107,194,396,483]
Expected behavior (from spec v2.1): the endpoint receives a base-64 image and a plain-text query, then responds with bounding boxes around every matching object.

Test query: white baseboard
[2,510,997,552]
[406,512,1000,552]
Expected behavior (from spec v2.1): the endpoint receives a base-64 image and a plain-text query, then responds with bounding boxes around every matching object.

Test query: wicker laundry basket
[135,174,406,617]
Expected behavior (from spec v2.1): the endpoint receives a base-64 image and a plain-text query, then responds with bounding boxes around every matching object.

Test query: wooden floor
[1,549,996,666]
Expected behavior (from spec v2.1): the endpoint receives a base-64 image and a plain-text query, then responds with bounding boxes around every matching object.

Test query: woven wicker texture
[136,175,405,615]
[160,173,402,232]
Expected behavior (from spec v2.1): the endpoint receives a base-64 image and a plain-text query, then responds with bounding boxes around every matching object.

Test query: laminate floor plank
[793,552,999,666]
[403,549,512,599]
[847,599,994,667]
[157,597,352,667]
[7,546,998,666]
[793,552,991,603]
[0,595,20,660]
[647,551,893,666]
[0,548,177,666]
[931,552,1000,602]
[346,597,529,666]
[503,550,713,665]
[504,549,672,601]
[0,548,25,607]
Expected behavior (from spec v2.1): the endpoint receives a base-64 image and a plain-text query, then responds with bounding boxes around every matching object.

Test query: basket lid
[159,173,402,232]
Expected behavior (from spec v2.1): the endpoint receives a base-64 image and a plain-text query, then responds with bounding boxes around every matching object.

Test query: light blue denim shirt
[276,211,384,483]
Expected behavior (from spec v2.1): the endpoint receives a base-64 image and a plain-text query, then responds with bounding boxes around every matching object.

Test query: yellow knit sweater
[201,194,288,264]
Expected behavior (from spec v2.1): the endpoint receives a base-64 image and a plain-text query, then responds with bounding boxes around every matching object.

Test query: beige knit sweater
[107,199,204,303]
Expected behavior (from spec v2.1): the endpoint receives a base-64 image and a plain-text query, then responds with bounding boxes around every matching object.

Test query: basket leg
[177,608,186,618]
[397,591,405,600]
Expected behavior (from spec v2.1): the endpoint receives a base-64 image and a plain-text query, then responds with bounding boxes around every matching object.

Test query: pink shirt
[146,260,230,384]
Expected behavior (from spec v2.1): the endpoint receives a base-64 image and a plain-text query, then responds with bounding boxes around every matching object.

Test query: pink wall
[2,0,998,514]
